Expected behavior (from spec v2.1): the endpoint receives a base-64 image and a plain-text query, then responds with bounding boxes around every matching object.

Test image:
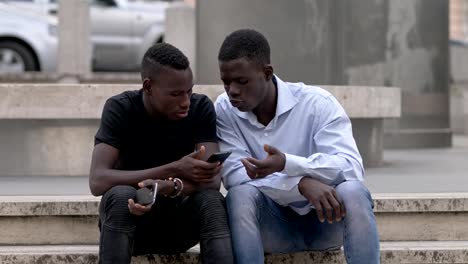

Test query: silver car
[0,4,56,72]
[0,0,170,72]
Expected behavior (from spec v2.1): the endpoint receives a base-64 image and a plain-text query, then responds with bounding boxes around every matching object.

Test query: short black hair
[218,29,271,66]
[141,43,189,80]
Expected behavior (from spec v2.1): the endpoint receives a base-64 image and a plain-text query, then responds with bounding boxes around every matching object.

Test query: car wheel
[0,41,39,73]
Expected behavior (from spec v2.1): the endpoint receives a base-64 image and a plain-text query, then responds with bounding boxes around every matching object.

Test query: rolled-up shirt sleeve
[282,95,364,185]
[247,173,306,206]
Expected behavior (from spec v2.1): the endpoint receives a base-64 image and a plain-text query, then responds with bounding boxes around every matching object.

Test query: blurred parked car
[0,0,171,72]
[0,4,56,72]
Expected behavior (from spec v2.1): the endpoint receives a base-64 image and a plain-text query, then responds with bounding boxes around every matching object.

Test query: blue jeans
[226,180,380,264]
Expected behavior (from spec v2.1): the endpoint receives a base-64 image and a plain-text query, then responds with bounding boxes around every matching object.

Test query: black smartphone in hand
[135,182,158,206]
[206,151,232,164]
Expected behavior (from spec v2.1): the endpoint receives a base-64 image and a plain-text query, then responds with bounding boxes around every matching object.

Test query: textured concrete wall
[0,120,97,177]
[196,0,334,85]
[165,3,196,79]
[196,0,450,148]
[346,0,451,148]
[343,0,449,94]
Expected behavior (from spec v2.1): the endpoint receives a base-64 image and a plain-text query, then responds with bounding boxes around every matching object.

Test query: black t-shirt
[95,89,217,170]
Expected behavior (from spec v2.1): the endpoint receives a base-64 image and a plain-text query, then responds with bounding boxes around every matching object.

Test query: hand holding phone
[135,182,158,206]
[206,151,232,164]
[174,149,229,183]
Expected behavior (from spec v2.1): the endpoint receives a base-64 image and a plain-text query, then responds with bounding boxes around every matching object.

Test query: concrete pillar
[165,3,196,80]
[353,119,384,167]
[196,0,451,149]
[57,0,91,79]
[450,43,468,135]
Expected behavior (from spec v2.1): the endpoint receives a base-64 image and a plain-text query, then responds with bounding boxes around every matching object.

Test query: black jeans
[98,185,233,264]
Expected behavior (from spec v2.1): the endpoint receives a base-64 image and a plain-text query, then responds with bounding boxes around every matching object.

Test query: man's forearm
[283,153,362,185]
[90,162,177,196]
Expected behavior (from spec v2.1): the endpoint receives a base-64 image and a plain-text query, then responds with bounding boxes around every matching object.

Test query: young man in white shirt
[215,29,379,263]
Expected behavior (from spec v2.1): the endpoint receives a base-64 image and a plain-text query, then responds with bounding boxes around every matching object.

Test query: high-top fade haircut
[141,43,189,80]
[218,29,271,66]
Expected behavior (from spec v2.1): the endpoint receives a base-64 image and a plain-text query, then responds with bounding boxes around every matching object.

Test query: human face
[144,67,193,120]
[219,58,270,112]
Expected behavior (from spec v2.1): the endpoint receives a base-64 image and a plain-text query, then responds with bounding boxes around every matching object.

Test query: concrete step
[0,193,467,244]
[374,193,468,241]
[0,242,467,264]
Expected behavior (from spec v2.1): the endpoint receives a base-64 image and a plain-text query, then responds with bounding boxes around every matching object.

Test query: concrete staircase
[0,193,467,263]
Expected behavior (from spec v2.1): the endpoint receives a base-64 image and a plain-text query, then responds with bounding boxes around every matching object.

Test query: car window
[93,0,116,7]
[44,0,118,6]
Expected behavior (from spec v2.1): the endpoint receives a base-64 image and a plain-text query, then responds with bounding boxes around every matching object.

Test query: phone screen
[207,151,232,163]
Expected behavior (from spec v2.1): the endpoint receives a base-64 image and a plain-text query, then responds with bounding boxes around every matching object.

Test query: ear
[142,78,152,95]
[263,64,274,81]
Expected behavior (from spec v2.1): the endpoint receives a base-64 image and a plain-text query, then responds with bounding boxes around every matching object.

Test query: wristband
[165,177,178,197]
[172,178,184,197]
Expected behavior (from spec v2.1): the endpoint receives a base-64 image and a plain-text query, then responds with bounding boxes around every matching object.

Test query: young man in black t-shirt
[89,43,233,264]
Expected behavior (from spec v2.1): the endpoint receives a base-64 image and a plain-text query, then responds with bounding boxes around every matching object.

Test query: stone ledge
[0,84,400,119]
[1,195,468,244]
[2,193,467,216]
[373,193,468,212]
[0,216,99,244]
[0,242,467,264]
[0,84,400,172]
[0,196,100,216]
[0,72,141,84]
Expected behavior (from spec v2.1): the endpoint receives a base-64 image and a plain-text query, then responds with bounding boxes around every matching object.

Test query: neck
[253,80,277,126]
[142,92,162,120]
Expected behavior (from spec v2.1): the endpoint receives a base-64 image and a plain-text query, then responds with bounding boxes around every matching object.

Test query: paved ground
[1,136,467,196]
[366,135,468,193]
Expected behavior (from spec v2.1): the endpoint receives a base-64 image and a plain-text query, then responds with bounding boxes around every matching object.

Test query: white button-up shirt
[215,76,364,215]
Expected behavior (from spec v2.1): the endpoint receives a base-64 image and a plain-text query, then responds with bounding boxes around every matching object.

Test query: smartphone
[135,182,158,206]
[206,151,232,164]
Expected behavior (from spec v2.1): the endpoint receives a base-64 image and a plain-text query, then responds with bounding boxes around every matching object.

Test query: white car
[0,4,57,72]
[0,0,171,72]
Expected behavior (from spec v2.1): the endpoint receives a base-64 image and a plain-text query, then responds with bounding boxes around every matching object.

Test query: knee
[226,184,262,215]
[100,185,136,214]
[191,189,225,206]
[335,181,373,212]
[191,190,231,236]
[192,189,225,203]
[191,189,226,214]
